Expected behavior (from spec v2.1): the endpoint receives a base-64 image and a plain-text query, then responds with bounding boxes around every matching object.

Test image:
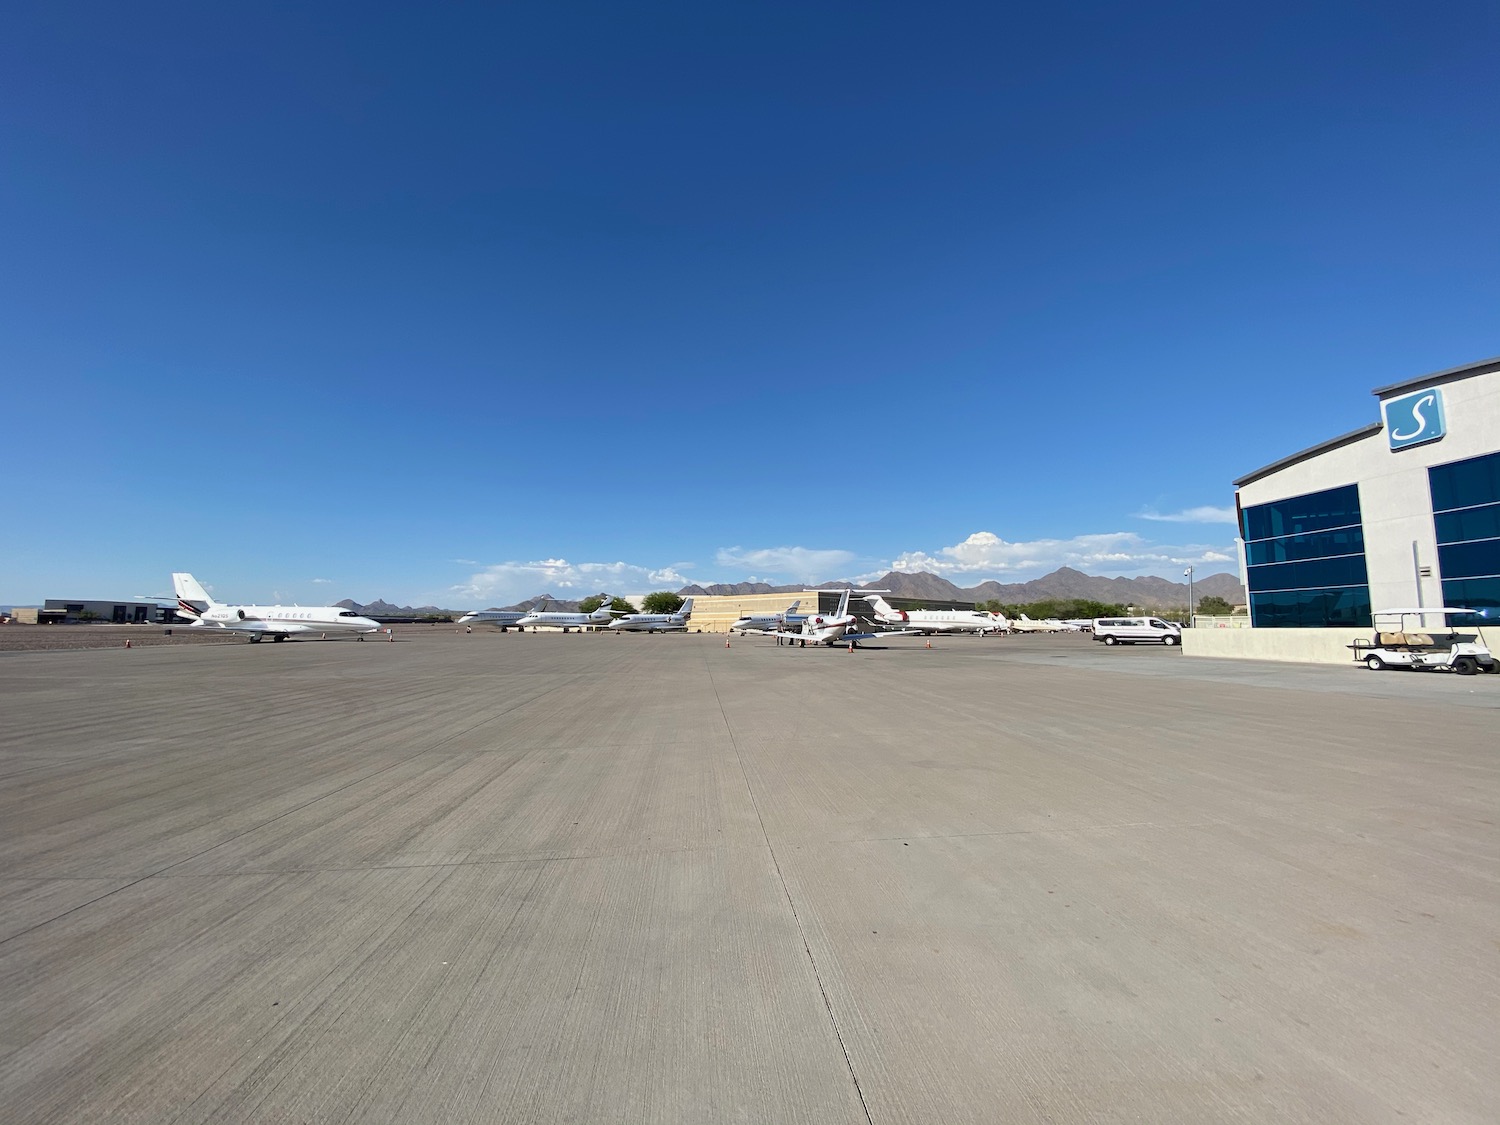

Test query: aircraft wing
[206,620,274,634]
[218,619,315,635]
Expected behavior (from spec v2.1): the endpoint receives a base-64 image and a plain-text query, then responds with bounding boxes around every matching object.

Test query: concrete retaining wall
[1185,625,1499,665]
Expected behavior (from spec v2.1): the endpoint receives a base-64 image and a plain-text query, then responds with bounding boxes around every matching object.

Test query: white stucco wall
[1185,624,1499,664]
[1236,362,1500,614]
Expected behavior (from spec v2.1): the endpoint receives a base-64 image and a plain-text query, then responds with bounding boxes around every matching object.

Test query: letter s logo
[1387,387,1446,450]
[1390,393,1434,441]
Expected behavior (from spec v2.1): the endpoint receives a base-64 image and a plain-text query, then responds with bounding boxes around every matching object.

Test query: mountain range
[677,567,1244,608]
[358,566,1245,615]
[335,598,464,617]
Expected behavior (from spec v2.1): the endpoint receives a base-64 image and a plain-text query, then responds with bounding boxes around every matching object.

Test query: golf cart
[1350,608,1496,675]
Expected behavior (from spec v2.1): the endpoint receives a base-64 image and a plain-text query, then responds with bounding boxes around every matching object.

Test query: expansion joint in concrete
[704,658,877,1125]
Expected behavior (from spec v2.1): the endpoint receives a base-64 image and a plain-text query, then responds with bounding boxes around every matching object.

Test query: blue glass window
[1243,483,1370,626]
[1249,588,1372,629]
[1439,578,1500,627]
[1435,539,1500,581]
[1429,451,1500,513]
[1246,554,1369,594]
[1241,484,1361,542]
[1434,502,1500,545]
[1431,454,1500,628]
[1245,527,1365,566]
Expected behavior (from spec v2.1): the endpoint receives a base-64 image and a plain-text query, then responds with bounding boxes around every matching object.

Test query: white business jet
[514,596,618,632]
[607,598,694,633]
[1009,613,1068,633]
[863,595,1008,636]
[729,599,803,635]
[171,573,381,642]
[772,590,919,648]
[456,608,530,631]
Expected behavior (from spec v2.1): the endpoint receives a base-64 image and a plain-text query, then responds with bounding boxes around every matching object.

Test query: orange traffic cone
[925,639,931,649]
[124,639,132,649]
[725,637,731,648]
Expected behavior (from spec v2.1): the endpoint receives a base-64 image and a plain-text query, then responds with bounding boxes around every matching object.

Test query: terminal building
[8,600,180,625]
[1233,356,1500,629]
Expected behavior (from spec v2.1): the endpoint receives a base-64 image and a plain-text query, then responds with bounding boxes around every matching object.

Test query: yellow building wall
[685,591,823,633]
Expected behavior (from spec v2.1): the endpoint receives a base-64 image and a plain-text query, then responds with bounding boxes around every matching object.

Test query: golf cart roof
[1372,608,1482,618]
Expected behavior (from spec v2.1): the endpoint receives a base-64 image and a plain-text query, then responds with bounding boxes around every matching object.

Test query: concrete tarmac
[1,630,1497,1123]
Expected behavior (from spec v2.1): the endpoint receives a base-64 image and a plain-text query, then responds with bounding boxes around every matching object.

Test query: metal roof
[1370,355,1500,399]
[1232,422,1383,488]
[1234,355,1498,489]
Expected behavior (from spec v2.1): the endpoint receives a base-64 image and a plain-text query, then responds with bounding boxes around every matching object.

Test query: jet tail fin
[678,597,693,617]
[172,572,216,618]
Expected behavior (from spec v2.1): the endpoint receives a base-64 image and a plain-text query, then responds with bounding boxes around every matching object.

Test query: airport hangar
[659,591,975,633]
[1232,355,1500,634]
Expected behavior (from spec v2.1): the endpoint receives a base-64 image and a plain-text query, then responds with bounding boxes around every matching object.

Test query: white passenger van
[1092,617,1182,646]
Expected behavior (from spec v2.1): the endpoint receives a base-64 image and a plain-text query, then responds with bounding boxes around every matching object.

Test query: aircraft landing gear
[250,635,263,643]
[273,634,285,642]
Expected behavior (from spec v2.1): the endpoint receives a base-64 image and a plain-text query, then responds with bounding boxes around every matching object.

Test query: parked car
[1092,617,1182,646]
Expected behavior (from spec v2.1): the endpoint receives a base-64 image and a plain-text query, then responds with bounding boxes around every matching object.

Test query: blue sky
[3,1,1496,608]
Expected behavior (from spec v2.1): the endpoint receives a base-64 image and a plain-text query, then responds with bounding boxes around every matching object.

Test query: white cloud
[1136,506,1238,524]
[450,558,689,607]
[715,546,856,583]
[891,531,1149,574]
[887,530,1238,582]
[450,558,479,566]
[444,534,1238,608]
[310,577,333,584]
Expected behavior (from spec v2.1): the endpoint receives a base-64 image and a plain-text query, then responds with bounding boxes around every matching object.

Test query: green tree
[1196,595,1234,616]
[577,595,606,614]
[609,596,638,615]
[641,591,683,614]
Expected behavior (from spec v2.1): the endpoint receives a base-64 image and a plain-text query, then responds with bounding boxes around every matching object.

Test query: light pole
[1183,567,1195,628]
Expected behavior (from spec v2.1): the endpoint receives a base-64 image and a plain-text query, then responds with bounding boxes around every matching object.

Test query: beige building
[684,591,829,633]
[681,590,977,632]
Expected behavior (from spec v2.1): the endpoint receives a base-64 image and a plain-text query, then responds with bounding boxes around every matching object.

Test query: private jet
[863,595,1009,636]
[456,608,530,631]
[772,590,919,648]
[514,597,618,632]
[1009,613,1068,633]
[607,598,694,633]
[729,599,803,635]
[171,573,381,642]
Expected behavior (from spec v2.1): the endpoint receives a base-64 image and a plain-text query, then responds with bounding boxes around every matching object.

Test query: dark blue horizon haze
[3,1,1496,606]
